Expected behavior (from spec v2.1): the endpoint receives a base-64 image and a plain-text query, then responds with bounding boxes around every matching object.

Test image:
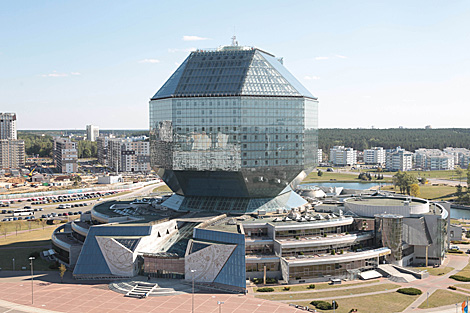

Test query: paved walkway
[0,272,303,313]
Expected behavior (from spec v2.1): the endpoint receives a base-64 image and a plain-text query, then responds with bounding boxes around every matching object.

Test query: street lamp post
[427,292,429,308]
[29,257,35,304]
[191,269,196,313]
[217,301,224,313]
[333,300,336,313]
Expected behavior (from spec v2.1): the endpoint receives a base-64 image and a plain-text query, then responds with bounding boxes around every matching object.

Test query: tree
[59,264,66,283]
[317,170,323,177]
[393,171,418,195]
[410,184,420,197]
[71,175,82,187]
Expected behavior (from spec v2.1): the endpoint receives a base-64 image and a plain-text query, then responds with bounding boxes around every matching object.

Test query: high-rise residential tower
[0,113,17,140]
[149,44,318,213]
[86,125,99,142]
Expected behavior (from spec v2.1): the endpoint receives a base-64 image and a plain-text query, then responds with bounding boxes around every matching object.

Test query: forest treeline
[318,128,470,152]
[18,128,470,158]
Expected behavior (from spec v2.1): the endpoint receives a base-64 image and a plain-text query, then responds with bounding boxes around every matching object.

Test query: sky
[1,0,469,130]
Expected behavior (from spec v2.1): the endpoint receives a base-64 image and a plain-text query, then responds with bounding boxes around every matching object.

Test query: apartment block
[443,147,470,167]
[329,146,357,166]
[107,138,150,173]
[414,148,454,170]
[0,112,17,140]
[0,140,25,169]
[53,138,78,173]
[385,147,413,171]
[364,147,386,166]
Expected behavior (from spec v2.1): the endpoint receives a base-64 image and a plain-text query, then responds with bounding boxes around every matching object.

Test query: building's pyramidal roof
[151,47,316,100]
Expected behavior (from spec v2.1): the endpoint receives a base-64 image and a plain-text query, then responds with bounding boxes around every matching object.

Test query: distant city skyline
[1,1,469,130]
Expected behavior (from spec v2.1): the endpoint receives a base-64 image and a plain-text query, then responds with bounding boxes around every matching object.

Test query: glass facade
[375,215,403,264]
[149,46,318,203]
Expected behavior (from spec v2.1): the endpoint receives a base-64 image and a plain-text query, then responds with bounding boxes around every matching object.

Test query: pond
[301,182,391,190]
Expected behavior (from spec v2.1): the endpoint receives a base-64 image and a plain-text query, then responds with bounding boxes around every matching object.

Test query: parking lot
[0,190,122,222]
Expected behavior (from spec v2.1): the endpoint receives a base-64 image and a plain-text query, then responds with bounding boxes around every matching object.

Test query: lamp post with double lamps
[29,257,35,304]
[191,269,197,313]
[217,301,224,313]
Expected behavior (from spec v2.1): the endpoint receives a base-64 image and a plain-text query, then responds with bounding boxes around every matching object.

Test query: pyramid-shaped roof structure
[151,46,316,100]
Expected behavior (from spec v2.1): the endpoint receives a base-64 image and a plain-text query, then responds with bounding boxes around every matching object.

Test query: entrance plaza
[0,272,302,313]
[0,253,469,313]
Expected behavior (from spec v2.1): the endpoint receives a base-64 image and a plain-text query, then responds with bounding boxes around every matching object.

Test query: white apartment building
[86,125,99,142]
[414,148,454,170]
[317,148,323,163]
[329,146,357,166]
[364,147,386,166]
[0,113,17,140]
[443,147,470,167]
[385,147,413,171]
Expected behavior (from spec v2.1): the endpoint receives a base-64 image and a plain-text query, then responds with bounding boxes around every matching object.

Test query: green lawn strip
[152,184,172,193]
[453,284,470,291]
[381,185,456,201]
[0,246,53,271]
[418,289,469,309]
[450,259,470,281]
[292,291,419,313]
[255,283,398,301]
[265,280,379,293]
[414,266,454,276]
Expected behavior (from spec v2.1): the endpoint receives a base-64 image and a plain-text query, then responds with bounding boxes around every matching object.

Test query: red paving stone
[0,280,304,313]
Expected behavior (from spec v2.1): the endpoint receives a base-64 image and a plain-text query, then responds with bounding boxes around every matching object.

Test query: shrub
[310,300,337,310]
[29,251,40,258]
[448,250,464,254]
[252,278,263,284]
[307,284,316,289]
[448,286,457,290]
[283,286,291,291]
[397,288,422,295]
[450,275,470,282]
[266,277,278,284]
[257,287,274,292]
[331,249,335,255]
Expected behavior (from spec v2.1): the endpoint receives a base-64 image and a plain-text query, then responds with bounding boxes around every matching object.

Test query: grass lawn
[381,185,457,201]
[152,184,171,193]
[302,171,391,183]
[0,220,49,233]
[0,226,57,246]
[454,283,470,291]
[450,258,470,281]
[258,280,379,293]
[0,244,53,271]
[293,291,419,313]
[418,289,469,309]
[414,266,455,276]
[255,283,398,301]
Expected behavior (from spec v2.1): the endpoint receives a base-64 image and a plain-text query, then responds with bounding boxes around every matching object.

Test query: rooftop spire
[231,35,238,46]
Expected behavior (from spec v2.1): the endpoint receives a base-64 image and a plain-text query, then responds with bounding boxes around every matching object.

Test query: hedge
[257,287,274,292]
[307,284,316,289]
[397,288,422,295]
[450,275,470,282]
[310,300,338,310]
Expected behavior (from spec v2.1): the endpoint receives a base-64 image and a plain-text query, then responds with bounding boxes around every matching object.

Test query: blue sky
[1,0,469,129]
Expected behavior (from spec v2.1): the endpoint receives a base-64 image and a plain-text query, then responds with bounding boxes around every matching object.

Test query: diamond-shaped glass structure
[149,45,318,213]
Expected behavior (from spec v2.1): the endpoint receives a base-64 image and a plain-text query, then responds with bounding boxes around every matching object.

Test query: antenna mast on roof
[231,35,238,46]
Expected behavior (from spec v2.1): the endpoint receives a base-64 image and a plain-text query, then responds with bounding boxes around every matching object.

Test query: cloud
[304,75,320,80]
[363,95,372,99]
[168,47,197,53]
[40,71,79,77]
[139,59,160,64]
[335,54,347,59]
[182,35,209,41]
[315,56,329,60]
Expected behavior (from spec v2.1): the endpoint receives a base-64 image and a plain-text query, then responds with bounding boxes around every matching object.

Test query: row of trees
[319,128,470,152]
[455,169,470,205]
[393,171,420,196]
[18,133,97,158]
[358,172,385,181]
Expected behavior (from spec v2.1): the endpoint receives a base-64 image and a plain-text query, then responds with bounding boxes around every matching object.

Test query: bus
[58,204,71,209]
[13,208,34,216]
